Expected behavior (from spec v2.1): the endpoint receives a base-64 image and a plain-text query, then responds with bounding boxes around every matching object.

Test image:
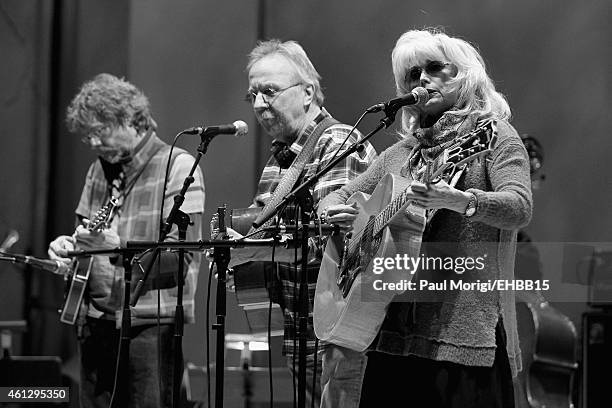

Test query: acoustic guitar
[60,197,118,325]
[314,120,497,351]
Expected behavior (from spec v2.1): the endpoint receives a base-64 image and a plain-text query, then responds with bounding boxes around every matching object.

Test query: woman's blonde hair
[391,29,510,134]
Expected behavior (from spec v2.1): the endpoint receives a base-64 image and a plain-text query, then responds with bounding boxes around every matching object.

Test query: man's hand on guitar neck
[74,222,121,251]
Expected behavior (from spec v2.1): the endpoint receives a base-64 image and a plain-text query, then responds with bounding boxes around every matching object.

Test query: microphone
[366,87,430,113]
[2,253,70,275]
[183,120,248,138]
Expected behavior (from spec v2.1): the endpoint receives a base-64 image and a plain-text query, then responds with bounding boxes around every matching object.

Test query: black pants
[359,320,515,408]
[79,318,177,408]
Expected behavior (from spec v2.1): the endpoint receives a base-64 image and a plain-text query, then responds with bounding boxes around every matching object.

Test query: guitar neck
[371,120,495,237]
[372,189,414,236]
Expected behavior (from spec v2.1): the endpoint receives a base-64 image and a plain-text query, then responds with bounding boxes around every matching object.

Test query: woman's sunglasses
[406,60,450,83]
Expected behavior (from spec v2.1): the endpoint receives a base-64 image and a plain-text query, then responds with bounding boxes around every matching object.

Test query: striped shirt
[76,132,205,326]
[252,108,377,356]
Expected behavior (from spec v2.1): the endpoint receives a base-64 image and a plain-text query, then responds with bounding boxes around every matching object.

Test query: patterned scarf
[402,111,480,180]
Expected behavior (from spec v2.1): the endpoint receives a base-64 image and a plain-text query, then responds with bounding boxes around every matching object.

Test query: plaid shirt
[76,133,205,326]
[252,108,377,355]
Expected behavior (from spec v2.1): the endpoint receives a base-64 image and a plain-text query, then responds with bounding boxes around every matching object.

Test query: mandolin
[60,197,119,325]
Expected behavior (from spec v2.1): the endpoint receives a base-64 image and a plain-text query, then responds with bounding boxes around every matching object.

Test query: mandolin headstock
[431,120,497,181]
[87,197,119,232]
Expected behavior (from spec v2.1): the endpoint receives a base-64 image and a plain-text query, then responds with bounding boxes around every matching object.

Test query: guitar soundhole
[337,217,381,298]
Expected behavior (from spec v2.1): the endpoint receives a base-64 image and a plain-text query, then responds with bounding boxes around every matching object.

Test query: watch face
[465,194,477,217]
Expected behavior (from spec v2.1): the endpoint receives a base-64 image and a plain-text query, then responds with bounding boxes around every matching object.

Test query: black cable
[157,268,162,404]
[108,303,125,407]
[268,238,277,408]
[157,131,186,405]
[205,265,213,407]
[108,255,137,407]
[159,131,187,239]
[206,260,214,408]
[327,110,369,164]
[291,203,300,408]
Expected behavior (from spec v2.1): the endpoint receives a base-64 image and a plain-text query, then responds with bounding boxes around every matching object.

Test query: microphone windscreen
[412,87,429,106]
[233,120,249,137]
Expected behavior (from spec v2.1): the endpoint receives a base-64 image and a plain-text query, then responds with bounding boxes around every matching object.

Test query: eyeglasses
[80,126,109,146]
[405,60,450,83]
[244,83,302,104]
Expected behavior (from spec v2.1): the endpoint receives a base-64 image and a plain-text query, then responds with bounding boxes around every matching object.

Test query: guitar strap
[248,116,339,238]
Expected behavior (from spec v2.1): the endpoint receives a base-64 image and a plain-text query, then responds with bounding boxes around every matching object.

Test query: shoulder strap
[249,117,339,236]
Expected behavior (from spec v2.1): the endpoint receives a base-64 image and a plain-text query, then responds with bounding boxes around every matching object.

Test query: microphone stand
[211,206,231,408]
[130,130,218,307]
[250,106,398,408]
[294,186,314,408]
[127,236,291,408]
[170,210,190,408]
[71,229,336,407]
[128,132,222,408]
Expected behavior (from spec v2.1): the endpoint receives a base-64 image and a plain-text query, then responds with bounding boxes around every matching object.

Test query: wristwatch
[464,192,478,217]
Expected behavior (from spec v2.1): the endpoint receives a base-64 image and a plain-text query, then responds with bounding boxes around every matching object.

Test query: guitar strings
[338,122,494,277]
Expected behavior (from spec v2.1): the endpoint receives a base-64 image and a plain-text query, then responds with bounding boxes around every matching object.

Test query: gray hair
[392,29,511,133]
[247,39,325,106]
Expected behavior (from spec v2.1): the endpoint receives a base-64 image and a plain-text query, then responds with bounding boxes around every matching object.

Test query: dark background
[1,0,611,402]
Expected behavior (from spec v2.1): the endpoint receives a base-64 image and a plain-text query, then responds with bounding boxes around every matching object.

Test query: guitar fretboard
[371,121,494,238]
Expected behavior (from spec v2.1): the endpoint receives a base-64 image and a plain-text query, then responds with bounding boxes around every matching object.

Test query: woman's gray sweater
[318,119,532,375]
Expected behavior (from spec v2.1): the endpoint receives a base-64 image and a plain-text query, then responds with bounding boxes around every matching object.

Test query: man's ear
[303,83,315,107]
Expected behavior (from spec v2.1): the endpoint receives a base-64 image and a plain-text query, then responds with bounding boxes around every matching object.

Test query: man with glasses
[228,39,377,408]
[47,73,205,407]
[320,29,532,408]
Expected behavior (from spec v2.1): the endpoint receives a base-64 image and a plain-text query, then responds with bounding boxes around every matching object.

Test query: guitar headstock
[87,197,119,232]
[210,206,229,240]
[432,120,497,181]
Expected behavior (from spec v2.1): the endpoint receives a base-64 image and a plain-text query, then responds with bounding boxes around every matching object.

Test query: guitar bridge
[335,233,351,271]
[339,267,360,298]
[336,270,348,288]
